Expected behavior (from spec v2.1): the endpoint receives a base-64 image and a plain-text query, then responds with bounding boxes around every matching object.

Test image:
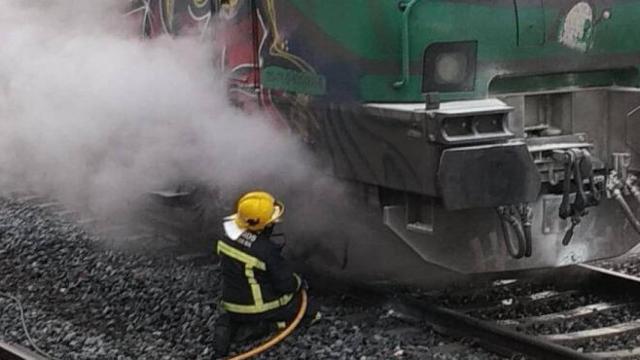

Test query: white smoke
[0,0,315,219]
[0,1,437,286]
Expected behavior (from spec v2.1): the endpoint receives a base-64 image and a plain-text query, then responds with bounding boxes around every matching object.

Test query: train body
[128,0,640,285]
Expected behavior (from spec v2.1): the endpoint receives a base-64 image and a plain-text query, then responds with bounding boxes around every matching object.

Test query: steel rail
[404,264,640,360]
[404,297,595,360]
[0,342,47,360]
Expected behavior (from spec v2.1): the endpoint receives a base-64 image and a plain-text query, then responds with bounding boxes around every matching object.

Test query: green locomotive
[130,0,640,285]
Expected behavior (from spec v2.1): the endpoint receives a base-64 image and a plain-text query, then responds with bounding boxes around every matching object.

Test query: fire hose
[0,291,59,360]
[227,289,308,360]
[2,283,308,360]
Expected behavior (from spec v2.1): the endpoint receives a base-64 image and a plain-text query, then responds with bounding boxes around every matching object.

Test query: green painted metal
[393,0,420,89]
[489,68,639,95]
[287,0,402,61]
[286,0,640,103]
[262,66,327,95]
[515,0,545,47]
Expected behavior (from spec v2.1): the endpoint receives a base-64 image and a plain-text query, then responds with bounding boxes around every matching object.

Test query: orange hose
[228,289,308,360]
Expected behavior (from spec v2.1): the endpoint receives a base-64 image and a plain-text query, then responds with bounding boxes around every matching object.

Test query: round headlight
[434,52,468,85]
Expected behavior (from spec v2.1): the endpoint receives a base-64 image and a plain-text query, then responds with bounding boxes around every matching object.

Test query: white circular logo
[559,2,594,52]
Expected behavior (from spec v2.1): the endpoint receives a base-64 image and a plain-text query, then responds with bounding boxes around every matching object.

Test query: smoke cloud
[0,1,446,286]
[0,1,316,221]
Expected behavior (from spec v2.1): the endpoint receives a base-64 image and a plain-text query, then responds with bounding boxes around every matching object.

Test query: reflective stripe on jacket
[217,227,301,314]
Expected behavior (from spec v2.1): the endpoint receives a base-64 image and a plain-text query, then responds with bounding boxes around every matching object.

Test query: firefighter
[213,191,317,357]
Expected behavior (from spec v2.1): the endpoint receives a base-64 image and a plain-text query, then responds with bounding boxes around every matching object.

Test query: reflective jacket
[217,226,301,314]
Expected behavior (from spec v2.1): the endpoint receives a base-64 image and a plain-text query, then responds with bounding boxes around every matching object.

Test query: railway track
[400,264,640,359]
[0,342,46,360]
[6,189,640,359]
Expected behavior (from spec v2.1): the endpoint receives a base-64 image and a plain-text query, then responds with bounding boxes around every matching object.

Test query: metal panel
[312,103,441,196]
[515,0,545,47]
[571,91,609,163]
[615,90,640,171]
[438,143,541,210]
[382,197,640,274]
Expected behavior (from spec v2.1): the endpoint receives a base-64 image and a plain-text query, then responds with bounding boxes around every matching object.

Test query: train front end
[132,0,640,285]
[226,0,640,282]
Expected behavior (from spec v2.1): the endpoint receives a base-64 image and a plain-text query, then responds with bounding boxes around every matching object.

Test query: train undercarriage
[147,87,640,287]
[366,88,640,275]
[231,87,638,286]
[128,0,640,287]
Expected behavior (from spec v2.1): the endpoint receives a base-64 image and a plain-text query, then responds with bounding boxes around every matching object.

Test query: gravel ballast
[0,196,474,360]
[18,192,640,358]
[9,189,640,359]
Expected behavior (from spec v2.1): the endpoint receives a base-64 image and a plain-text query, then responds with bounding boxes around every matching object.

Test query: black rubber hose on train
[523,222,533,258]
[520,205,533,258]
[497,208,526,259]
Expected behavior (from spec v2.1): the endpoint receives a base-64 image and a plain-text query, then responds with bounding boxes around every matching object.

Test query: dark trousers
[213,291,316,357]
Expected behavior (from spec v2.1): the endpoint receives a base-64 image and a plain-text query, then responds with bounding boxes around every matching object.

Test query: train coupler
[554,149,602,246]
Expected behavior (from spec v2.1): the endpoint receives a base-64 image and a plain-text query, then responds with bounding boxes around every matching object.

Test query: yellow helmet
[233,191,284,232]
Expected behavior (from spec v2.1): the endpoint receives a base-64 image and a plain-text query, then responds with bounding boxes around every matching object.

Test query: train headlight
[434,52,468,84]
[423,41,477,93]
